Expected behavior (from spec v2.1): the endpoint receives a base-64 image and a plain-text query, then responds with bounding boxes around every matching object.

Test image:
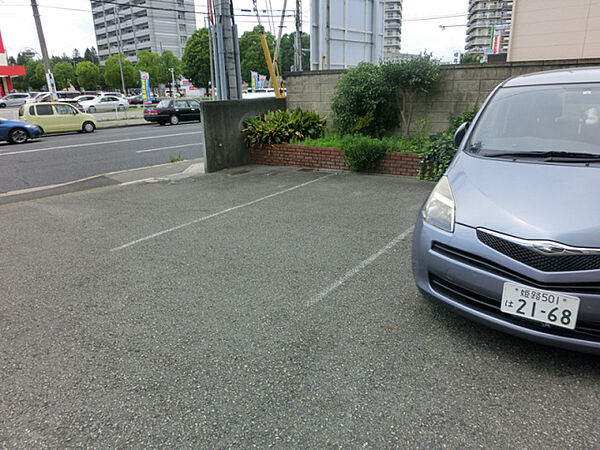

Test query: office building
[383,0,402,60]
[508,0,600,62]
[466,0,513,54]
[91,0,197,64]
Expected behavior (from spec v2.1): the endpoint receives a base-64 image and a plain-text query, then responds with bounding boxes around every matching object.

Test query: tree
[181,28,211,89]
[460,53,483,64]
[32,62,47,90]
[84,47,99,65]
[238,26,275,83]
[160,50,182,85]
[16,52,33,66]
[278,32,310,73]
[136,50,164,85]
[76,61,101,90]
[72,49,84,65]
[53,61,77,90]
[104,54,137,90]
[382,54,440,136]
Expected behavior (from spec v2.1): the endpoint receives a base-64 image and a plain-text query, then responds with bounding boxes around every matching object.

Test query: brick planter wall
[250,144,420,176]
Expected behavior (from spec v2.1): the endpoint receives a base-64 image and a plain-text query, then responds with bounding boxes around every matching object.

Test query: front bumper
[27,126,43,138]
[412,216,600,354]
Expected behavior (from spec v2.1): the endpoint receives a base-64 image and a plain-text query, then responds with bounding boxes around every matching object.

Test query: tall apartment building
[383,0,402,60]
[91,0,197,64]
[466,0,513,54]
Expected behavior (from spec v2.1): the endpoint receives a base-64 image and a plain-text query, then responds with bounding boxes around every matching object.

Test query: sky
[0,0,468,62]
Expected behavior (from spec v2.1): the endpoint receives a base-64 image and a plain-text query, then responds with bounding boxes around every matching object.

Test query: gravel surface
[1,166,599,448]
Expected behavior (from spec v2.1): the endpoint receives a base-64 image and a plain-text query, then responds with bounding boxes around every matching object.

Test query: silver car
[0,93,30,108]
[412,68,600,354]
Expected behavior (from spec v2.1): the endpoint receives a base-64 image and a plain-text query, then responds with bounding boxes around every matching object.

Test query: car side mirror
[453,122,469,148]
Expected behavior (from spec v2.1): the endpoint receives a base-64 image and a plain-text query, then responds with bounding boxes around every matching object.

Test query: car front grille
[476,229,600,272]
[431,242,600,295]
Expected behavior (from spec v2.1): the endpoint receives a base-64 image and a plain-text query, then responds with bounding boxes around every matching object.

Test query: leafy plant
[170,152,183,162]
[418,107,479,181]
[341,135,387,171]
[242,108,326,146]
[331,62,397,138]
[382,54,441,137]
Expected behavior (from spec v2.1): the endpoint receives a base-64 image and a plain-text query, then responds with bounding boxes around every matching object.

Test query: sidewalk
[0,157,205,206]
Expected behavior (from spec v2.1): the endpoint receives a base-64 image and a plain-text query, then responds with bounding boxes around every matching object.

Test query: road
[1,165,599,448]
[0,122,203,193]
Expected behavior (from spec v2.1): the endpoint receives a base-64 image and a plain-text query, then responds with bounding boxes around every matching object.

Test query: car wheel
[0,103,6,108]
[8,128,28,144]
[117,105,125,111]
[88,106,96,113]
[82,121,95,133]
[169,114,180,125]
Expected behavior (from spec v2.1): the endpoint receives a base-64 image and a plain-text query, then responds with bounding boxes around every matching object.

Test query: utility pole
[169,67,175,98]
[205,16,216,100]
[113,6,127,95]
[212,0,242,100]
[30,0,57,99]
[294,0,302,71]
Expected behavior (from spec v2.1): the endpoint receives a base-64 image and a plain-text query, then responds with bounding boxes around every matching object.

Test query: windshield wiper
[481,150,600,162]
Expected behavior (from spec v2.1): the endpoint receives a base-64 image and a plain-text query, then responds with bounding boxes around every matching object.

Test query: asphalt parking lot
[1,165,599,448]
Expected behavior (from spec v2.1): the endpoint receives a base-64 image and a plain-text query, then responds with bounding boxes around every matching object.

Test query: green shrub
[332,63,397,138]
[382,54,440,137]
[341,135,387,171]
[418,107,479,181]
[242,108,326,145]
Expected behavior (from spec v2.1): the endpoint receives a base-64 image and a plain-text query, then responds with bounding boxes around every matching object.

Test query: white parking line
[110,173,337,252]
[0,131,202,156]
[306,226,415,307]
[136,143,199,153]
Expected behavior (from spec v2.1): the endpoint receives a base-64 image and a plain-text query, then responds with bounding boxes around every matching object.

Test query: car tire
[88,106,96,113]
[117,105,125,111]
[8,128,28,144]
[169,114,180,125]
[0,103,6,108]
[82,121,95,133]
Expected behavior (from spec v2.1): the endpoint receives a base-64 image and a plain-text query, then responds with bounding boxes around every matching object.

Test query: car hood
[449,152,600,247]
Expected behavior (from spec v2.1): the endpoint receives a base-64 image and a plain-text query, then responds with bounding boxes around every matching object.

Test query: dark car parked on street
[412,67,600,355]
[143,98,202,125]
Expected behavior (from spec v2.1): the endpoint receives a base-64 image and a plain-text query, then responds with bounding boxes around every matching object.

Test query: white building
[91,0,197,64]
[311,0,384,70]
[383,0,402,60]
[466,0,513,54]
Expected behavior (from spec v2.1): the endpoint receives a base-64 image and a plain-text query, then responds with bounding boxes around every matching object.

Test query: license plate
[501,282,580,330]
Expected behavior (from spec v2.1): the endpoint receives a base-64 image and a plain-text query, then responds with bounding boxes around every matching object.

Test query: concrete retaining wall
[285,58,600,134]
[200,97,286,172]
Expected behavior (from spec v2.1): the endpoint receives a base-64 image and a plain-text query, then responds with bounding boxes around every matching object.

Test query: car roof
[29,102,78,106]
[503,67,600,87]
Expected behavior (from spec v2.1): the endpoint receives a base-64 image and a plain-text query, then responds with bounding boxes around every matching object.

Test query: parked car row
[0,102,97,144]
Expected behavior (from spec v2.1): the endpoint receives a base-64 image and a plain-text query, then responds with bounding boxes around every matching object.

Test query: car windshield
[467,83,600,156]
[157,100,171,108]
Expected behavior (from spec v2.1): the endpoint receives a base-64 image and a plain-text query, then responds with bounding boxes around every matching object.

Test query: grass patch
[293,132,428,153]
[169,152,183,162]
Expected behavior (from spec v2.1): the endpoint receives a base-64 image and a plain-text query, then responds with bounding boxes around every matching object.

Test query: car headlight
[422,176,455,233]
